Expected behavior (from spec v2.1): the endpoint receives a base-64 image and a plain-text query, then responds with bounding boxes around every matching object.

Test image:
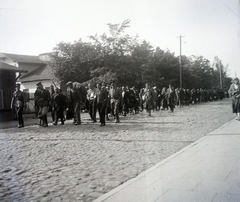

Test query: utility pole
[178,35,184,88]
[219,64,222,89]
[214,57,223,89]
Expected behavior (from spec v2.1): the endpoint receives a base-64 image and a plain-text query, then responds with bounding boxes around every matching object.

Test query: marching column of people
[13,79,233,128]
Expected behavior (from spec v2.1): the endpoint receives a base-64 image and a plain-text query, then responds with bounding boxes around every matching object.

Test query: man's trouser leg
[74,102,81,124]
[114,100,120,122]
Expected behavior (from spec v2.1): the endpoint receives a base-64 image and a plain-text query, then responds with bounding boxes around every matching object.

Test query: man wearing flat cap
[11,83,25,128]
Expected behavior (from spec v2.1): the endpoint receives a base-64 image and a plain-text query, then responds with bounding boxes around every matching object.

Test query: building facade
[0,52,58,119]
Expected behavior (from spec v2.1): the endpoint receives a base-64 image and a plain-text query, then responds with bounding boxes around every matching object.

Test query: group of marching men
[11,80,226,128]
[33,81,165,127]
[34,81,226,127]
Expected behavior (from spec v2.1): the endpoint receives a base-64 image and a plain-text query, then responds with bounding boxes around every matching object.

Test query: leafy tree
[50,19,233,92]
[50,40,97,85]
[151,48,179,88]
[88,19,139,86]
[185,55,213,89]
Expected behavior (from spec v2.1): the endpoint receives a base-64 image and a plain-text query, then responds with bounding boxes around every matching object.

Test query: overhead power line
[0,7,25,11]
[220,0,240,18]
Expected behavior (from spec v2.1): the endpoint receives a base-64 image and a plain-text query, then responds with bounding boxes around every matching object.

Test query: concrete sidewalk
[94,119,240,202]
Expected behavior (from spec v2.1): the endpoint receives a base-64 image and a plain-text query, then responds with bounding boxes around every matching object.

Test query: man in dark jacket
[72,82,81,125]
[11,83,25,128]
[97,83,108,126]
[53,88,66,125]
[167,84,176,112]
[37,82,51,127]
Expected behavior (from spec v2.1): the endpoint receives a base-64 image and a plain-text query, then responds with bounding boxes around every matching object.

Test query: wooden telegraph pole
[178,35,184,88]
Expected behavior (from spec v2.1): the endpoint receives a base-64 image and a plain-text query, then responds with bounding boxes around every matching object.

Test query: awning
[0,62,28,73]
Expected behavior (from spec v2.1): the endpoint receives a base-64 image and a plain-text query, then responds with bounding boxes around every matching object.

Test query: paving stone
[2,168,11,173]
[105,181,122,189]
[0,100,235,202]
[89,191,103,198]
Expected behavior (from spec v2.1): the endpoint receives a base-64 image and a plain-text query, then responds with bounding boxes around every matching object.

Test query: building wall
[18,63,43,79]
[0,70,15,110]
[0,70,16,121]
[21,80,53,93]
[21,80,57,113]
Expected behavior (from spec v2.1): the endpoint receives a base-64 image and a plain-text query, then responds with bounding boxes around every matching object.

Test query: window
[0,89,4,109]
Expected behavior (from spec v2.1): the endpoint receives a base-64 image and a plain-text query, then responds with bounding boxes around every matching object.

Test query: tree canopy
[50,20,232,91]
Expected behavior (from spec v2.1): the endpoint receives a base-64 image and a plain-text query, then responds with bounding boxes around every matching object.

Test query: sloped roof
[0,61,28,73]
[1,53,46,64]
[20,65,53,82]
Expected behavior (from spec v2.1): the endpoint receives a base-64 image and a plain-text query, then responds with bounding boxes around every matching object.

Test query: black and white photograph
[0,0,240,201]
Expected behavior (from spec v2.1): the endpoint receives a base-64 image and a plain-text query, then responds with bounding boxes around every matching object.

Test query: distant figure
[36,82,50,127]
[109,82,122,123]
[87,82,97,123]
[121,86,129,116]
[228,77,240,121]
[139,88,144,112]
[72,82,81,125]
[53,88,66,125]
[34,85,41,119]
[66,81,74,121]
[11,83,25,128]
[97,83,108,126]
[160,87,168,110]
[167,84,176,112]
[143,83,154,116]
[49,84,55,122]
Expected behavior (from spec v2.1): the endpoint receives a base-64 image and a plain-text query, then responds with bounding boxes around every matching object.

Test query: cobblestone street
[0,99,234,202]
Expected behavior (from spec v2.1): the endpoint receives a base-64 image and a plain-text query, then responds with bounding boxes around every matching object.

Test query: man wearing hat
[53,88,66,125]
[97,83,108,126]
[36,82,51,127]
[11,83,25,128]
[34,82,42,120]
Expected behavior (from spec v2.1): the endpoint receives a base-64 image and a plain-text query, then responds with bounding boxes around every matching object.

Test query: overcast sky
[0,0,240,78]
